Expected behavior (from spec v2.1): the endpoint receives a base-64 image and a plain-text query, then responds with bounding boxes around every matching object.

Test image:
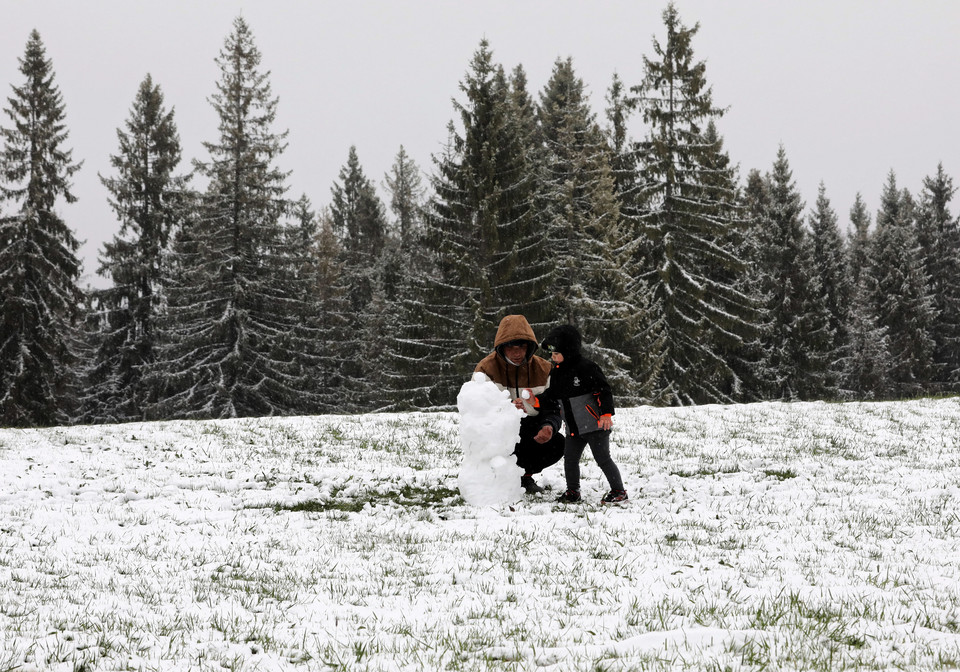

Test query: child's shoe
[556,489,581,503]
[601,489,629,505]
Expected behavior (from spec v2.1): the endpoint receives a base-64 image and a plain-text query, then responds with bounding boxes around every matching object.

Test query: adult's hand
[598,415,613,431]
[533,425,553,444]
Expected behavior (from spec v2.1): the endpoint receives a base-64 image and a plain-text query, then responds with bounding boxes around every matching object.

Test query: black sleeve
[537,393,563,432]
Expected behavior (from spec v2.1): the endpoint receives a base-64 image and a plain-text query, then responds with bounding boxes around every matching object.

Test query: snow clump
[456,372,524,506]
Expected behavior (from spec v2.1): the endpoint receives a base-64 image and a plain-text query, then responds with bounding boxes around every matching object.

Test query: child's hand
[598,414,613,431]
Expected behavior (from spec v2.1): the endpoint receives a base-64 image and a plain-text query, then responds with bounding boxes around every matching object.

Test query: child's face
[551,352,564,364]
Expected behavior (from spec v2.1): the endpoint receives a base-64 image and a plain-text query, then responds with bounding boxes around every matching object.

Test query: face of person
[551,352,564,364]
[503,342,527,366]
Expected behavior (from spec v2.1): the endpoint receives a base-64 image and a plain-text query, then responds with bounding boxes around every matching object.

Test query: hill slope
[2,398,960,670]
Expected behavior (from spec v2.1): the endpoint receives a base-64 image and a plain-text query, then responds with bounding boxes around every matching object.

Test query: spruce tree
[150,17,309,419]
[0,30,83,426]
[807,182,850,398]
[508,65,542,173]
[697,121,758,401]
[537,56,604,326]
[284,195,344,413]
[384,145,426,245]
[537,56,661,404]
[847,193,872,287]
[381,145,428,306]
[379,147,433,409]
[916,164,960,392]
[603,72,637,204]
[81,75,190,423]
[329,145,391,411]
[398,40,550,407]
[841,192,886,398]
[845,270,892,399]
[629,3,754,404]
[867,172,936,397]
[330,146,389,310]
[736,169,777,400]
[756,147,832,400]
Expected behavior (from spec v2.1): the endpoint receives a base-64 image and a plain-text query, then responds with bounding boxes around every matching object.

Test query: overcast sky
[2,0,958,288]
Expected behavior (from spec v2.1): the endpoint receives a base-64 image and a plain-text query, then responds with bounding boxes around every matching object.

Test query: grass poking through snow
[1,398,960,670]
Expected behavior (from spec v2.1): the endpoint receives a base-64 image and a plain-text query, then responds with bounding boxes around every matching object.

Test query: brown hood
[487,314,541,379]
[492,314,539,366]
[475,315,552,403]
[494,314,539,350]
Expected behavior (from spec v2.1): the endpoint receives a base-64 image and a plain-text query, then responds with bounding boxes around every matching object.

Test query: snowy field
[3,397,960,671]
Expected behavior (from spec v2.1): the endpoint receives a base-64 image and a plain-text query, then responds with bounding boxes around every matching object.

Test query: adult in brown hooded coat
[474,315,565,493]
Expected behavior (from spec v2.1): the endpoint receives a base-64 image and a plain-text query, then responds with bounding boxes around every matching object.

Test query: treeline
[1,5,958,428]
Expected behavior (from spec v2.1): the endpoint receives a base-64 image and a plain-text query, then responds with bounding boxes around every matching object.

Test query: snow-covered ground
[2,397,960,671]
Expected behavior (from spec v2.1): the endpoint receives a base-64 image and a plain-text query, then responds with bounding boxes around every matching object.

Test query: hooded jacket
[540,324,615,437]
[475,315,558,426]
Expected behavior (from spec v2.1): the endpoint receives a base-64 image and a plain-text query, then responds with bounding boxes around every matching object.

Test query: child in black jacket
[540,324,627,504]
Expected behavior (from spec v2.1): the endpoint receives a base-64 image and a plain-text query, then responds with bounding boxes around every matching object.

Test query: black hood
[541,324,583,363]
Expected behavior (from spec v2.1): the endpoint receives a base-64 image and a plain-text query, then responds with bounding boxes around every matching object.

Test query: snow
[456,372,524,506]
[1,397,960,670]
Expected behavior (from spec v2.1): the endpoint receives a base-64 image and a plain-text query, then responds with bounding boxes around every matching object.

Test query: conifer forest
[1,5,959,427]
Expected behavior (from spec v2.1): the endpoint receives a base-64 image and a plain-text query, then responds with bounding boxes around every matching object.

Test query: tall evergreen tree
[329,145,391,411]
[81,75,190,423]
[508,64,542,174]
[756,147,832,400]
[842,191,888,398]
[330,145,389,310]
[845,270,893,399]
[847,193,872,287]
[629,3,753,404]
[603,71,637,203]
[867,172,936,397]
[379,147,434,410]
[381,145,429,301]
[537,56,661,404]
[697,121,758,401]
[736,169,777,400]
[0,31,83,426]
[384,145,425,245]
[398,39,550,407]
[537,57,602,324]
[150,17,309,419]
[916,164,960,391]
[284,195,344,413]
[807,182,850,397]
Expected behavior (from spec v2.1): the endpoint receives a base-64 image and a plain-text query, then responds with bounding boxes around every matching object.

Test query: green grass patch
[763,467,798,480]
[273,484,462,513]
[671,463,741,478]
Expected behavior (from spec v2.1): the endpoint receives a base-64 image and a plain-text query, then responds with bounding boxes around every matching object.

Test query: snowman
[455,372,524,506]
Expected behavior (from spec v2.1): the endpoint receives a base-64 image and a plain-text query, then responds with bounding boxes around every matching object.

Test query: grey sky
[2,0,958,288]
